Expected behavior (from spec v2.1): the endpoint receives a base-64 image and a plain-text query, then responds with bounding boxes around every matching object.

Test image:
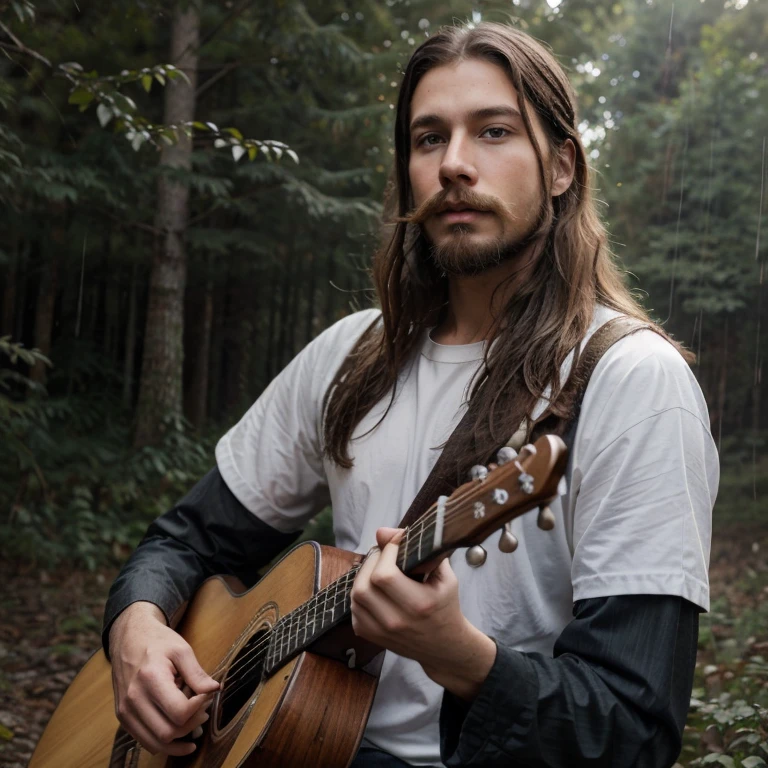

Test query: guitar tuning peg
[518,472,535,495]
[498,523,518,553]
[469,465,489,481]
[537,505,556,531]
[518,443,538,461]
[465,545,488,567]
[491,488,509,505]
[496,446,518,466]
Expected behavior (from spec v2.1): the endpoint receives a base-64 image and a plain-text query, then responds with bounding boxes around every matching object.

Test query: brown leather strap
[528,315,656,446]
[397,404,477,529]
[397,315,656,530]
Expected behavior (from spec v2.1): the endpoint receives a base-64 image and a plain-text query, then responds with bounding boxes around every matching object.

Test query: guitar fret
[417,520,424,562]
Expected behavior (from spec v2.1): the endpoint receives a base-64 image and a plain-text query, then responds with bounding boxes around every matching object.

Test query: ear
[551,138,576,198]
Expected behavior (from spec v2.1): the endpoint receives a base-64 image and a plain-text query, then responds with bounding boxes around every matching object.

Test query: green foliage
[0,406,217,570]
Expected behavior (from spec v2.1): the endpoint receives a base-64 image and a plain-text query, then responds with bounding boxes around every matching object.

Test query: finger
[424,557,455,585]
[367,537,435,613]
[351,594,403,642]
[121,707,198,757]
[170,644,219,695]
[134,697,210,749]
[375,527,404,549]
[143,659,214,727]
[353,545,381,597]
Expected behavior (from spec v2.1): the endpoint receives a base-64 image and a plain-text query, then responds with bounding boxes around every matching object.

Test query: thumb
[171,643,219,695]
[376,527,404,549]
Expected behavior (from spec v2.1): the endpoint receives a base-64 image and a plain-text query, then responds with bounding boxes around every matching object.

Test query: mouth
[439,208,487,223]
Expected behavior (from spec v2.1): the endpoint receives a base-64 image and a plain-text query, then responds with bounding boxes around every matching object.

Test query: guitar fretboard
[263,510,440,675]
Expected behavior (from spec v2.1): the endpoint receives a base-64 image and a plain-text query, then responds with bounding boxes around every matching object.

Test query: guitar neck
[263,516,438,676]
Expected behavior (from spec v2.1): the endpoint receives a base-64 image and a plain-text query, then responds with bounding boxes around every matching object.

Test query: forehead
[409,58,520,127]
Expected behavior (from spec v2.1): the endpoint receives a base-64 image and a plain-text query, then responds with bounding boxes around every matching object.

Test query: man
[104,21,717,767]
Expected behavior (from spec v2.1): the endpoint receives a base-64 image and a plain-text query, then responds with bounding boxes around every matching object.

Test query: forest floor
[1,521,767,768]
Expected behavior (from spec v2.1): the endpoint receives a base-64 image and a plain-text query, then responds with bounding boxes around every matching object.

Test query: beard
[421,218,540,278]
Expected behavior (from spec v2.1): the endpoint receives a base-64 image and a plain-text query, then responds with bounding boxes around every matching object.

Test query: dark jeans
[350,746,415,767]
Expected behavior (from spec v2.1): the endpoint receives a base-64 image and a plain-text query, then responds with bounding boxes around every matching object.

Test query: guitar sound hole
[218,627,270,729]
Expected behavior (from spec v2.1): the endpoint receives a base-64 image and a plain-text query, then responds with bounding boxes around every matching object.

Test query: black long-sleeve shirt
[103,466,698,768]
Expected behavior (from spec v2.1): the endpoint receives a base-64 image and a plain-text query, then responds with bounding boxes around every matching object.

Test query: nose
[439,132,478,189]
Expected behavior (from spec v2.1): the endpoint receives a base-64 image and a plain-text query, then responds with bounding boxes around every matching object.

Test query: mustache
[393,188,517,225]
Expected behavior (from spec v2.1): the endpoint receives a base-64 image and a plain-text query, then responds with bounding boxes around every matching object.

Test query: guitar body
[29,542,381,768]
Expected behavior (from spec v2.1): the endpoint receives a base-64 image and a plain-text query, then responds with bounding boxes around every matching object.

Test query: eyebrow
[409,105,522,135]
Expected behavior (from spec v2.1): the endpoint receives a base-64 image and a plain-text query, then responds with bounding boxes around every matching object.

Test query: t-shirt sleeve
[567,331,718,612]
[215,309,380,533]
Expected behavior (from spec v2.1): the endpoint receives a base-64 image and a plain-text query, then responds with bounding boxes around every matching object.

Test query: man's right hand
[108,601,220,756]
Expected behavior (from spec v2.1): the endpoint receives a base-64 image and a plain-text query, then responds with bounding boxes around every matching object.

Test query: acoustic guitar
[29,434,567,768]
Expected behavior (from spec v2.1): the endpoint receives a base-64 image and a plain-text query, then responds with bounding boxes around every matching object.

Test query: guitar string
[189,470,513,709]
[207,471,516,711]
[112,469,532,755]
[110,481,494,757]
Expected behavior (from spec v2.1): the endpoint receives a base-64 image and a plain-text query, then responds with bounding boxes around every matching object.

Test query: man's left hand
[350,527,497,701]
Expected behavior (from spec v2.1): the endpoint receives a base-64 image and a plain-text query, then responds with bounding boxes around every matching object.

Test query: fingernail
[192,726,203,739]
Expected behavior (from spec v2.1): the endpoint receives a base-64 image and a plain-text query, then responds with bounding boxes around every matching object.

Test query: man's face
[407,58,552,277]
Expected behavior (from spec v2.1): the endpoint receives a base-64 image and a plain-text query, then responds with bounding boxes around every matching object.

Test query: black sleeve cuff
[441,641,538,766]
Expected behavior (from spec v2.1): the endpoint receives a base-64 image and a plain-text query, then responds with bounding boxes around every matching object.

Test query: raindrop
[598,96,607,104]
[603,110,612,119]
[270,57,278,65]
[610,78,618,86]
[632,70,641,78]
[472,10,483,21]
[601,53,610,61]
[341,12,349,21]
[590,149,600,159]
[355,11,364,20]
[546,0,562,7]
[418,18,430,29]
[408,37,415,45]
[749,52,758,61]
[401,30,409,39]
[592,68,601,76]
[383,40,392,48]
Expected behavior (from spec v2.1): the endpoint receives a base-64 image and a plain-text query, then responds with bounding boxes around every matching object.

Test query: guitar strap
[396,315,657,530]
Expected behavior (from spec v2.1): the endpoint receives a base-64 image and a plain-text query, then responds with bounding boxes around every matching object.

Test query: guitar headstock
[432,434,568,555]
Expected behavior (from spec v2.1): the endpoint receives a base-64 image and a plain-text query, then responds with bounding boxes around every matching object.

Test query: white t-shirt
[216,305,718,767]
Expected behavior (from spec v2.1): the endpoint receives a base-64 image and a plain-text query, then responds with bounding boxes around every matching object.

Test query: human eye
[415,133,443,148]
[481,126,510,139]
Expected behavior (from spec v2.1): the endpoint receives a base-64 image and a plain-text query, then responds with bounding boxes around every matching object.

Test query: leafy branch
[62,62,299,163]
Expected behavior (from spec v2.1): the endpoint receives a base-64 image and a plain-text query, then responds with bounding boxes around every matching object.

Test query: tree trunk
[134,1,200,447]
[30,243,60,384]
[276,247,297,372]
[122,260,139,409]
[264,257,279,383]
[325,246,336,328]
[2,249,16,336]
[304,250,317,344]
[188,280,214,428]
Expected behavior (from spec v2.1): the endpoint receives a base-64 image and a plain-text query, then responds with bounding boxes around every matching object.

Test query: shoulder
[577,310,712,453]
[313,308,381,350]
[293,308,381,398]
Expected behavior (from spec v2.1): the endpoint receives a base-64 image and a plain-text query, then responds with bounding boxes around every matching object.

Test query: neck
[432,246,538,345]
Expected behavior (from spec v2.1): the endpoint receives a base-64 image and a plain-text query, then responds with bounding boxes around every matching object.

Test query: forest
[0,0,767,766]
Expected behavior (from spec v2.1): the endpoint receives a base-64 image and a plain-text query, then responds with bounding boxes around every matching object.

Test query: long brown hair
[323,21,688,481]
